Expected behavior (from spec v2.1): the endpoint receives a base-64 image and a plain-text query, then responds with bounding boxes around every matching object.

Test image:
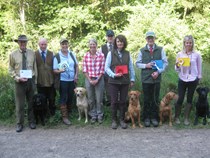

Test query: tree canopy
[0,0,209,64]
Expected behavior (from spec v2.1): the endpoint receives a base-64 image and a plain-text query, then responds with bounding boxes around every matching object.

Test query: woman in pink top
[174,35,202,126]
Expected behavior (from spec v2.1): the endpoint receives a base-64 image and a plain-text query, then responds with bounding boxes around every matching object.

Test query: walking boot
[184,103,192,126]
[60,105,71,125]
[119,105,127,129]
[174,104,181,125]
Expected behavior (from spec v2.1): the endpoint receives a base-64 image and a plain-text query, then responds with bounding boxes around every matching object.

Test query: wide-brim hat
[14,35,29,42]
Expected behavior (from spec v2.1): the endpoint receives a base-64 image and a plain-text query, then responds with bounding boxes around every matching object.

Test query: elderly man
[35,38,56,116]
[136,31,168,127]
[9,35,37,132]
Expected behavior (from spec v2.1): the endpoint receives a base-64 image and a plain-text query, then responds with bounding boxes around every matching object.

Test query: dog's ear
[136,91,141,97]
[74,88,77,94]
[196,87,201,94]
[128,91,131,96]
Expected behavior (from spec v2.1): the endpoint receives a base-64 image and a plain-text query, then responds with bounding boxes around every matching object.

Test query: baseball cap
[106,30,115,37]
[60,38,68,44]
[146,31,156,38]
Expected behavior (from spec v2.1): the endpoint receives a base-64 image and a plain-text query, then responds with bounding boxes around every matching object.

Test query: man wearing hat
[35,38,56,116]
[101,30,115,106]
[9,35,37,132]
[136,31,168,127]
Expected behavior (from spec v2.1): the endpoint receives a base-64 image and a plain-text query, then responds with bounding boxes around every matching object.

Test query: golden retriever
[159,92,178,126]
[125,90,143,128]
[74,87,89,123]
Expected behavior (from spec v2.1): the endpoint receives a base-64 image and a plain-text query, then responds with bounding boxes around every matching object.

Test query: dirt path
[0,125,210,158]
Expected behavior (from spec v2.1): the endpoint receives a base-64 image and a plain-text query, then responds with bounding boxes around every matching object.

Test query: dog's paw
[132,125,136,129]
[169,122,172,127]
[85,120,88,124]
[78,117,81,121]
[139,124,143,128]
[159,122,162,126]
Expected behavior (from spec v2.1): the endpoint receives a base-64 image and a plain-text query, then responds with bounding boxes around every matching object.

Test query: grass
[0,60,210,129]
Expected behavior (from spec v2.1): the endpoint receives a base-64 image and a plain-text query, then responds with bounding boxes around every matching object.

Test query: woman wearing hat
[9,35,37,132]
[53,38,79,125]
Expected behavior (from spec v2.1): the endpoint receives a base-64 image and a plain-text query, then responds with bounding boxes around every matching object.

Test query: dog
[125,90,143,128]
[194,87,209,125]
[159,92,178,126]
[74,87,89,123]
[33,93,47,126]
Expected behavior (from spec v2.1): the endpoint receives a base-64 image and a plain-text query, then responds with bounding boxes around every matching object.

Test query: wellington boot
[60,105,71,125]
[174,104,181,125]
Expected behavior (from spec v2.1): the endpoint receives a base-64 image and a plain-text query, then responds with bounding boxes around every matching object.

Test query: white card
[20,70,32,78]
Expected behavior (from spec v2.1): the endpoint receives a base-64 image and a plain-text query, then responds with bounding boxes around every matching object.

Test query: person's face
[89,41,97,52]
[146,36,155,46]
[116,38,124,50]
[184,39,193,52]
[39,40,47,51]
[18,41,27,51]
[106,36,114,44]
[60,42,68,52]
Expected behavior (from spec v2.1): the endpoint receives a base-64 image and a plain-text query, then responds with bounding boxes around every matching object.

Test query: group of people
[8,30,202,132]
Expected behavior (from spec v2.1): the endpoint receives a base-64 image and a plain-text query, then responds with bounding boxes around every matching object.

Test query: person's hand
[19,78,28,82]
[130,81,134,88]
[146,62,154,69]
[58,69,65,73]
[89,79,98,86]
[115,73,123,78]
[151,71,159,80]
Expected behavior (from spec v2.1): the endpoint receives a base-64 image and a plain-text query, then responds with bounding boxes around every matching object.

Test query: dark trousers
[109,83,129,121]
[15,79,35,125]
[59,81,75,106]
[142,82,160,120]
[104,74,111,104]
[177,79,199,105]
[37,86,56,112]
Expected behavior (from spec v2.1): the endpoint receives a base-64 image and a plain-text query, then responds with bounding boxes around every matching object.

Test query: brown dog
[125,90,143,128]
[159,92,178,126]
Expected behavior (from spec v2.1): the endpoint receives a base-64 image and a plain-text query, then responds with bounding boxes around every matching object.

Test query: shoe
[111,120,117,129]
[63,118,71,125]
[151,119,159,127]
[174,117,181,125]
[98,118,103,124]
[91,118,96,124]
[144,118,150,127]
[16,124,23,132]
[29,122,36,129]
[120,121,127,129]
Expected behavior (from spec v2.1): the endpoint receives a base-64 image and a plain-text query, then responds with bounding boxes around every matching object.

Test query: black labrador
[33,93,47,126]
[194,87,209,125]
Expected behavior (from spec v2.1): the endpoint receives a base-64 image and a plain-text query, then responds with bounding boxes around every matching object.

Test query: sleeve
[135,50,146,69]
[129,54,135,82]
[197,53,202,79]
[158,48,168,74]
[105,52,115,78]
[8,53,20,82]
[53,56,58,70]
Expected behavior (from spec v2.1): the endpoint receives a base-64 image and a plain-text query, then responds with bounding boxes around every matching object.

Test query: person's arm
[53,56,65,74]
[129,54,135,82]
[136,50,154,69]
[8,53,20,82]
[158,48,168,74]
[197,53,202,79]
[105,52,115,78]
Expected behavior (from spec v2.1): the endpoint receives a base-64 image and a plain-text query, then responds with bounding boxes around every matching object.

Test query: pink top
[82,51,105,78]
[175,51,202,82]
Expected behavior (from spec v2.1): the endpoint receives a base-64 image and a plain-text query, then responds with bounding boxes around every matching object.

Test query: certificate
[152,60,163,70]
[177,58,190,67]
[20,70,32,78]
[115,65,128,74]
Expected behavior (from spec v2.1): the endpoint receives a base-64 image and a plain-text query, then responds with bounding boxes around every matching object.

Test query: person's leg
[109,83,119,129]
[48,86,56,115]
[15,83,26,132]
[184,79,199,125]
[104,75,111,106]
[26,79,36,129]
[175,79,187,124]
[59,81,71,125]
[118,84,129,129]
[85,79,96,123]
[66,81,75,115]
[142,83,152,127]
[95,77,104,123]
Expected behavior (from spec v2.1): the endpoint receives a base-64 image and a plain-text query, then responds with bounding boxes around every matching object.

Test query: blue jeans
[85,77,104,119]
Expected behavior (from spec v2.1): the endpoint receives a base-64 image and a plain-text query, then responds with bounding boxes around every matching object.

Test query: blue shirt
[53,50,78,81]
[105,51,135,82]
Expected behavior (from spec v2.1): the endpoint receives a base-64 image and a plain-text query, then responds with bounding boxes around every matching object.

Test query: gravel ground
[0,125,210,158]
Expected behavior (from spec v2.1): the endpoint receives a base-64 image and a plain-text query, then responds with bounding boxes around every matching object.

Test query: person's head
[60,38,69,53]
[38,38,48,51]
[145,31,156,47]
[183,35,195,52]
[88,38,97,52]
[15,35,28,51]
[106,30,115,44]
[114,34,127,51]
